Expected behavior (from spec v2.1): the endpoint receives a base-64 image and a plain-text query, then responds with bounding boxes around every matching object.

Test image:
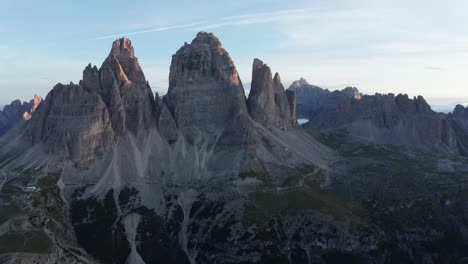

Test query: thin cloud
[93,8,321,40]
[193,8,320,31]
[92,21,208,40]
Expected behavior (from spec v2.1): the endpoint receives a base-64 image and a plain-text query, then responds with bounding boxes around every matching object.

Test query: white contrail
[92,21,208,40]
[93,8,321,39]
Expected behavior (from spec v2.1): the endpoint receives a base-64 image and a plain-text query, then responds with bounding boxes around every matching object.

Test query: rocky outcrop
[13,38,159,166]
[0,95,43,135]
[163,32,249,141]
[22,95,43,121]
[81,38,157,137]
[301,89,458,152]
[247,59,295,129]
[288,78,362,119]
[27,83,116,166]
[285,90,297,125]
[450,105,468,155]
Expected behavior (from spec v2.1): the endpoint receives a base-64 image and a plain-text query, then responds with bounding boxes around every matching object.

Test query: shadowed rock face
[288,78,362,119]
[450,105,468,155]
[163,32,249,140]
[19,38,158,165]
[27,83,116,165]
[292,81,458,152]
[2,33,468,264]
[81,38,157,136]
[247,59,296,130]
[0,95,43,135]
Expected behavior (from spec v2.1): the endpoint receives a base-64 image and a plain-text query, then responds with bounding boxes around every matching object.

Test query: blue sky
[1,0,468,111]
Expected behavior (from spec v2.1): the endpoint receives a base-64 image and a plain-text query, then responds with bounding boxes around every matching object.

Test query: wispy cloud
[92,21,208,40]
[192,8,321,30]
[93,8,321,40]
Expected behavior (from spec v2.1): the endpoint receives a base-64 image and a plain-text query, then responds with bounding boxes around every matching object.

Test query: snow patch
[297,118,309,125]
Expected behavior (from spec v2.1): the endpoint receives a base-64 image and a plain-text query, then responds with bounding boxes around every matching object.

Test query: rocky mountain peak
[274,72,281,82]
[248,58,295,129]
[252,58,265,71]
[290,77,310,88]
[104,37,146,85]
[23,95,43,120]
[26,82,116,165]
[191,32,223,50]
[110,37,135,59]
[80,63,100,92]
[164,32,248,140]
[342,87,362,100]
[0,95,44,134]
[453,104,467,116]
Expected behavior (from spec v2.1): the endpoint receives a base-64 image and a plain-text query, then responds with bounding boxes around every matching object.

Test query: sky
[1,0,468,112]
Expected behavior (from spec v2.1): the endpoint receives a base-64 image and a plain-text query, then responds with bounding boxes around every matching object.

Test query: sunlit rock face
[12,38,159,166]
[247,59,296,130]
[91,37,157,137]
[0,95,43,135]
[22,95,43,121]
[163,32,249,141]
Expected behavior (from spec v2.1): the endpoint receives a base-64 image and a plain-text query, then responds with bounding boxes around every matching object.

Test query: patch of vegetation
[306,129,348,149]
[0,230,52,254]
[71,190,130,264]
[136,208,190,264]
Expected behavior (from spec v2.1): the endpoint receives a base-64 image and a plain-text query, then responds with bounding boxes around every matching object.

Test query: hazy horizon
[1,0,468,110]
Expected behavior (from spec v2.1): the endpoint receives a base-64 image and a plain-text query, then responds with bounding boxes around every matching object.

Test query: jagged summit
[190,31,223,50]
[0,96,43,135]
[110,37,135,58]
[342,86,362,100]
[290,77,310,88]
[164,32,248,136]
[22,95,43,121]
[102,37,146,85]
[247,58,296,129]
[453,104,468,116]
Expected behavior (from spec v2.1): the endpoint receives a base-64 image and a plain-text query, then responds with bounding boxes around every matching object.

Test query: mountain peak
[165,32,248,137]
[290,77,310,88]
[248,58,295,129]
[192,32,223,49]
[110,37,135,58]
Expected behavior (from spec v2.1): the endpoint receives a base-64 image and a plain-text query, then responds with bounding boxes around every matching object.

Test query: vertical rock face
[450,105,468,155]
[18,37,158,165]
[288,79,362,120]
[28,83,116,165]
[342,87,362,100]
[163,32,248,138]
[287,78,331,119]
[285,90,297,125]
[247,59,295,129]
[83,37,156,136]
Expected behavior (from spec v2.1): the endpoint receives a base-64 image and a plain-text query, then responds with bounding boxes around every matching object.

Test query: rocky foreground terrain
[0,32,467,264]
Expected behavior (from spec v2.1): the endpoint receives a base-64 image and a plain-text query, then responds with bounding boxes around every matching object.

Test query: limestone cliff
[247,59,295,129]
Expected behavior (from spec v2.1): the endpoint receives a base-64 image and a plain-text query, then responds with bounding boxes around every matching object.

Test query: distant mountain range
[0,33,467,263]
[288,78,468,156]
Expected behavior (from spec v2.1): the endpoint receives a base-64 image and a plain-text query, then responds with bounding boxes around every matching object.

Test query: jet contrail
[92,21,208,40]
